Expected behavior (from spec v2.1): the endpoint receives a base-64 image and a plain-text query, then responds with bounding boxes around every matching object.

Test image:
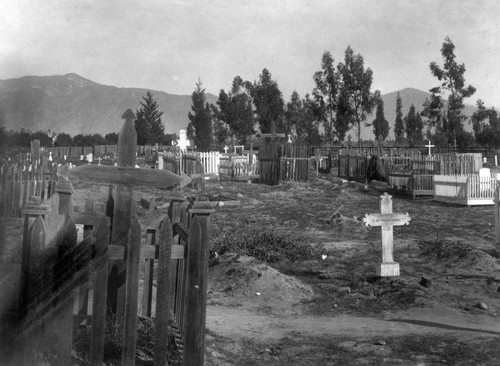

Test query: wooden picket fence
[337,155,369,182]
[433,174,498,205]
[0,145,58,218]
[3,112,214,366]
[198,151,221,175]
[219,154,259,181]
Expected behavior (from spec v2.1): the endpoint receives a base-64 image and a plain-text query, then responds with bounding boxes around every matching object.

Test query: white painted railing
[434,174,499,205]
[198,151,221,175]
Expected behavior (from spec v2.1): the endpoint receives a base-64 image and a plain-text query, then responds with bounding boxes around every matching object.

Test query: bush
[211,226,322,263]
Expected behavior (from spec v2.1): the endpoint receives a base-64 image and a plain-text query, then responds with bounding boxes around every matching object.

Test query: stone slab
[377,262,400,277]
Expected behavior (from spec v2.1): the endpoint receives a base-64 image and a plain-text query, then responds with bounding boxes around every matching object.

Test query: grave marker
[425,140,435,156]
[64,109,192,364]
[363,192,411,276]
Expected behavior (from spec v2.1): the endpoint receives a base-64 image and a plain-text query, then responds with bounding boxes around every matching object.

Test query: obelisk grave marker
[363,192,411,276]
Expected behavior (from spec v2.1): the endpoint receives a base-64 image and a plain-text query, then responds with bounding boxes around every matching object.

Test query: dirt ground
[200,174,500,365]
[2,171,500,365]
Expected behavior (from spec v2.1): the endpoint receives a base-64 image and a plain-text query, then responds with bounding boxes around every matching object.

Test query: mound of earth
[208,255,313,315]
[420,240,500,273]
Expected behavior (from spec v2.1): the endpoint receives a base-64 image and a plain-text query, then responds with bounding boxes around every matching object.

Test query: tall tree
[251,68,284,133]
[425,37,476,147]
[337,46,376,147]
[188,79,212,151]
[312,51,344,143]
[55,132,73,147]
[104,132,119,145]
[371,93,389,141]
[472,100,500,147]
[405,104,423,146]
[394,92,405,144]
[134,91,165,145]
[215,76,255,145]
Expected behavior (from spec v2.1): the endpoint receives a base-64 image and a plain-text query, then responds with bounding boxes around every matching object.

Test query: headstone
[87,152,93,163]
[223,146,229,154]
[80,155,84,161]
[425,140,435,156]
[363,193,411,276]
[177,129,191,152]
[49,151,53,162]
[158,153,164,170]
[479,167,491,178]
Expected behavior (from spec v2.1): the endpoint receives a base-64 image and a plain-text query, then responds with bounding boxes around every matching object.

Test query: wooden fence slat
[89,220,110,366]
[154,215,173,366]
[56,291,75,366]
[121,216,142,366]
[182,216,202,366]
[141,228,156,317]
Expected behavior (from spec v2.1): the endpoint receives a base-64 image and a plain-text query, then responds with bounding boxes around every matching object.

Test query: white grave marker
[363,192,411,276]
[425,140,435,156]
[177,128,191,152]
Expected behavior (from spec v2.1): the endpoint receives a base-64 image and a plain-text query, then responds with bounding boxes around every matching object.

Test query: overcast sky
[1,0,499,107]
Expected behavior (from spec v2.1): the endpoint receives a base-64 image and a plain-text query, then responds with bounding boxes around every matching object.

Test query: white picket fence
[199,151,221,175]
[434,174,499,205]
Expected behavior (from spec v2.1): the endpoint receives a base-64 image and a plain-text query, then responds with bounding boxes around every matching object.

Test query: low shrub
[211,226,322,263]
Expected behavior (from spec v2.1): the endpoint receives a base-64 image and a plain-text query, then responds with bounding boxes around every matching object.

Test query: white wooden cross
[363,192,411,276]
[425,140,435,156]
[223,145,229,154]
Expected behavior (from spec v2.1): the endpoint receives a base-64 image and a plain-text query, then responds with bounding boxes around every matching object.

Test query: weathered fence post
[109,109,137,318]
[19,199,49,319]
[183,203,214,366]
[153,215,173,366]
[121,215,142,366]
[89,220,110,366]
[495,185,500,255]
[141,227,156,317]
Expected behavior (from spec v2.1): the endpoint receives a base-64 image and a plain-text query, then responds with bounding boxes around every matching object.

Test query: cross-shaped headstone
[425,140,435,156]
[223,145,229,154]
[66,109,190,320]
[363,192,411,276]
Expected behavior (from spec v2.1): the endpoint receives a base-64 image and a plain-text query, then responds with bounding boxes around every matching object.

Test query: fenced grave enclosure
[1,113,216,366]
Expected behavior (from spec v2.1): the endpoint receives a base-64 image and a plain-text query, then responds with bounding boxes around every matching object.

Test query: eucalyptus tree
[337,46,377,147]
[424,37,476,147]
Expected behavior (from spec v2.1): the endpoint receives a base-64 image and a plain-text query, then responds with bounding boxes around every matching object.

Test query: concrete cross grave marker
[425,140,435,156]
[363,192,411,276]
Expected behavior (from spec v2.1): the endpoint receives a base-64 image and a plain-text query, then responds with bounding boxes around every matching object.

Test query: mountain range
[0,73,477,140]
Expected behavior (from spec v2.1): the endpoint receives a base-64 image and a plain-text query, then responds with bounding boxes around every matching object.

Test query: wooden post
[182,216,202,366]
[153,215,173,366]
[495,186,500,255]
[183,203,214,366]
[121,215,142,366]
[89,220,110,366]
[56,291,76,366]
[111,109,137,318]
[19,200,49,318]
[141,228,156,317]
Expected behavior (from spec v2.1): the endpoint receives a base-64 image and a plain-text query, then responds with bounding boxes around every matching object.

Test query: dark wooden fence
[337,155,369,182]
[3,114,214,366]
[259,137,311,183]
[1,144,58,218]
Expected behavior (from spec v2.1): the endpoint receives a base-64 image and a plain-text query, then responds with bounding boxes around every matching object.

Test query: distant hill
[352,87,477,141]
[0,73,217,137]
[0,74,477,141]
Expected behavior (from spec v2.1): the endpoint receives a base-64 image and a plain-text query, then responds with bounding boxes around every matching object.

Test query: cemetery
[1,116,500,365]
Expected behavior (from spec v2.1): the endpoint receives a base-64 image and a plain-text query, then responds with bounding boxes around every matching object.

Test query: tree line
[2,38,498,152]
[181,38,499,150]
